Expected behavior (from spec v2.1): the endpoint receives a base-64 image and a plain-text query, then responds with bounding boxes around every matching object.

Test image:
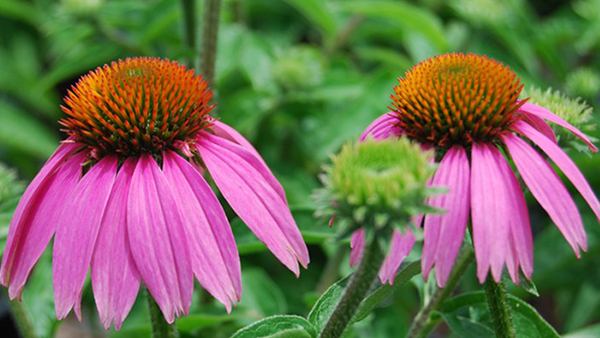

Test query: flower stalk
[201,0,222,88]
[180,0,197,67]
[483,278,516,338]
[406,246,475,338]
[147,289,179,338]
[319,233,384,338]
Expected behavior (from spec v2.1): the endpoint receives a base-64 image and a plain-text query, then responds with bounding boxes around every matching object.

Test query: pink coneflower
[360,53,599,287]
[0,57,309,329]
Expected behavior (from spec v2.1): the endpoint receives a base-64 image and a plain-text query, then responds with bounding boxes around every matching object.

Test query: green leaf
[230,315,317,338]
[341,1,448,51]
[0,101,59,159]
[307,260,421,333]
[563,322,600,338]
[515,272,539,297]
[442,292,560,338]
[239,268,287,316]
[281,0,337,40]
[439,312,495,338]
[177,314,239,333]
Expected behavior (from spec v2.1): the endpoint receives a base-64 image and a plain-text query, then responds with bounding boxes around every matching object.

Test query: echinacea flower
[0,57,309,329]
[361,53,599,287]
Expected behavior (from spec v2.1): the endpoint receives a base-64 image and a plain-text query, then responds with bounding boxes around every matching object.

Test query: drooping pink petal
[201,127,287,203]
[494,141,534,282]
[1,148,85,300]
[519,102,597,152]
[349,229,365,268]
[471,143,510,283]
[503,133,587,256]
[520,113,557,144]
[379,229,415,285]
[91,158,140,330]
[422,146,470,287]
[514,120,600,225]
[359,113,402,141]
[127,154,193,323]
[0,143,81,293]
[53,156,118,320]
[196,133,309,275]
[162,151,241,312]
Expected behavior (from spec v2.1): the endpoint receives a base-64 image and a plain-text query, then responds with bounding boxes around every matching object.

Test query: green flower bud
[273,46,324,91]
[316,138,436,233]
[521,86,596,152]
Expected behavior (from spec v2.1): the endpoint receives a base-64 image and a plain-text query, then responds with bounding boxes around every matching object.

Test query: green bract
[316,138,436,232]
[522,86,595,151]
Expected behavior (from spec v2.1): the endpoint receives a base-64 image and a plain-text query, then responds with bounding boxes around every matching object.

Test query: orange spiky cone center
[391,53,526,148]
[60,57,213,157]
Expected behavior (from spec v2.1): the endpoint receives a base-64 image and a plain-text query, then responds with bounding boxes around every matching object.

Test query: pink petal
[91,158,140,330]
[379,229,415,285]
[422,146,470,287]
[127,154,193,323]
[494,141,534,282]
[514,120,600,226]
[196,133,309,275]
[201,126,287,203]
[359,113,402,141]
[519,102,597,152]
[520,113,557,144]
[471,143,510,283]
[503,133,587,256]
[349,229,365,268]
[53,156,118,320]
[163,151,242,311]
[1,144,83,299]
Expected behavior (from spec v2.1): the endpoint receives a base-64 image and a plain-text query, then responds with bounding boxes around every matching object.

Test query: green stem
[483,278,516,338]
[147,290,179,338]
[319,235,384,338]
[200,0,222,88]
[9,300,37,338]
[180,0,198,67]
[406,246,475,338]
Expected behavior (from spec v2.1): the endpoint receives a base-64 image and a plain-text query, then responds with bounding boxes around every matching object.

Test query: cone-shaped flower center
[391,53,525,148]
[60,57,213,157]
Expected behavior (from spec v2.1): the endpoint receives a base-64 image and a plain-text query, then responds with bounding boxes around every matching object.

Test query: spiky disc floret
[391,53,526,148]
[60,57,213,157]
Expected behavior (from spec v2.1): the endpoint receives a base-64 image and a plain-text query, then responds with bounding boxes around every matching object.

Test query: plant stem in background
[316,246,348,294]
[147,290,179,338]
[201,0,222,88]
[406,246,475,338]
[180,0,198,68]
[319,234,384,338]
[484,278,516,338]
[9,300,37,338]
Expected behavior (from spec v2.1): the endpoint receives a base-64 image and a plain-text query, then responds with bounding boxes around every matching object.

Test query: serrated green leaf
[230,315,317,338]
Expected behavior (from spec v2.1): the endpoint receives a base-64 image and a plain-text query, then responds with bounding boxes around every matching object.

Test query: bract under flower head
[60,57,213,158]
[392,53,525,148]
[323,138,435,228]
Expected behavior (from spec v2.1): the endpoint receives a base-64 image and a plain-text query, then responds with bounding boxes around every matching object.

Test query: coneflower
[0,57,309,329]
[361,53,599,287]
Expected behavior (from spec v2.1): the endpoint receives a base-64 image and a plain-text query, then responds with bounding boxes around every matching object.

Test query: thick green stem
[147,290,179,338]
[483,278,516,338]
[319,236,384,338]
[9,300,37,338]
[200,0,222,88]
[406,246,475,338]
[180,0,197,67]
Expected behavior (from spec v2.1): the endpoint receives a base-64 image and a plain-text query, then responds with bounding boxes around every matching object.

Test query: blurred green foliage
[1,0,600,337]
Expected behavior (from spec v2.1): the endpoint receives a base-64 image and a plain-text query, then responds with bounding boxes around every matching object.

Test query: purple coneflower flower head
[361,53,599,287]
[0,57,309,329]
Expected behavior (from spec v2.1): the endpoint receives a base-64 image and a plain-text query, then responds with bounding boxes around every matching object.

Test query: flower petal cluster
[0,58,309,329]
[361,53,599,286]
